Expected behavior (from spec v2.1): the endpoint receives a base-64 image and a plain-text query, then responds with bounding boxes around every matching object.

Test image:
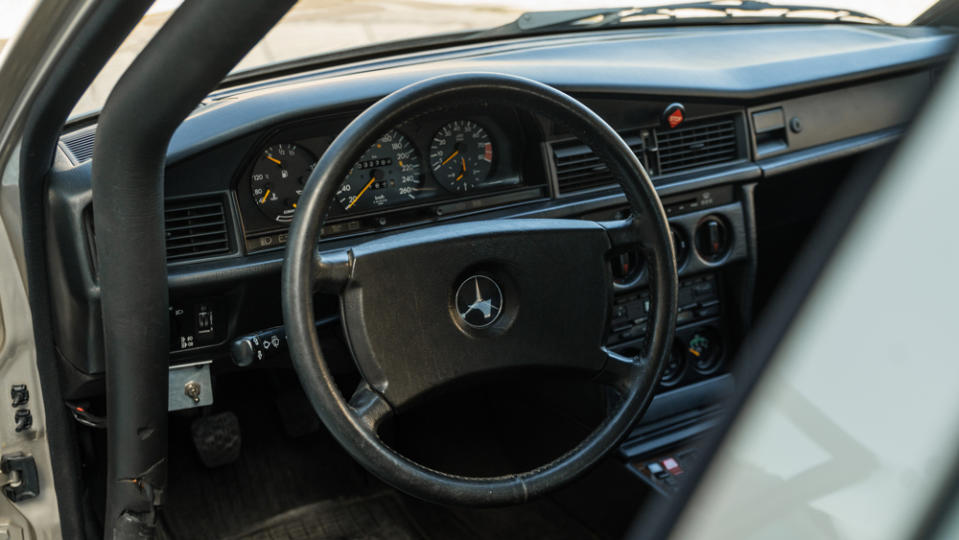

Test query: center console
[584,185,753,497]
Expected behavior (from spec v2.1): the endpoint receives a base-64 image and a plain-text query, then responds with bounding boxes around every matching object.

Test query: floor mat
[224,491,598,540]
[401,495,599,540]
[228,492,425,540]
[162,373,376,539]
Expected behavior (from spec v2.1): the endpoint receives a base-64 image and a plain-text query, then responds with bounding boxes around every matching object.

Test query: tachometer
[336,130,423,212]
[429,120,493,192]
[250,143,316,223]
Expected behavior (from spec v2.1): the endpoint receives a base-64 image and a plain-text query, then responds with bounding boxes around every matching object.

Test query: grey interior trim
[760,127,903,177]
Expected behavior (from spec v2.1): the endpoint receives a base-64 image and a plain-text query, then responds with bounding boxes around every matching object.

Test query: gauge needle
[346,175,376,210]
[266,156,282,166]
[439,149,459,167]
[260,189,271,204]
[688,348,701,357]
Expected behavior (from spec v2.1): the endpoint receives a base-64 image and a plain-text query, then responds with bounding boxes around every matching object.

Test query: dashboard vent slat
[165,220,226,234]
[654,117,740,175]
[165,197,231,262]
[60,126,97,163]
[552,136,645,194]
[165,210,225,223]
[659,143,738,168]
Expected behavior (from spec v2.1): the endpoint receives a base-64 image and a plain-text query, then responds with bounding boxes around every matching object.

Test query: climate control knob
[694,215,730,262]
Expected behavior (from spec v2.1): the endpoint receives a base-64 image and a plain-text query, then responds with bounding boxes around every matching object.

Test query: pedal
[190,411,241,468]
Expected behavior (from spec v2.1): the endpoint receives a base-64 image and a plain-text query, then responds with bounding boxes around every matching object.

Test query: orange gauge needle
[688,348,701,357]
[266,156,282,166]
[260,188,271,204]
[440,149,460,166]
[346,175,376,210]
[461,156,466,171]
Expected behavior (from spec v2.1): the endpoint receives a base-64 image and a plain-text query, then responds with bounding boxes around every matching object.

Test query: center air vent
[654,117,740,175]
[552,135,645,194]
[165,197,231,262]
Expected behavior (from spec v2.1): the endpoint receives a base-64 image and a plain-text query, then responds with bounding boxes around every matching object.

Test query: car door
[0,162,60,538]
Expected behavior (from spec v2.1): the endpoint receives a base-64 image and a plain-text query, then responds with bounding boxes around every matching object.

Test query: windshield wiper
[478,0,885,37]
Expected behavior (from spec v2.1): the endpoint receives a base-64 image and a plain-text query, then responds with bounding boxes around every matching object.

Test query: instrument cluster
[236,106,536,250]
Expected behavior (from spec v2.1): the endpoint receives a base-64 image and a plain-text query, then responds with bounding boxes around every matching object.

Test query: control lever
[231,316,338,367]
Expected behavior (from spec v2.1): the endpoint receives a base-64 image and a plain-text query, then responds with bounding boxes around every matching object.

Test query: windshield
[18,0,934,120]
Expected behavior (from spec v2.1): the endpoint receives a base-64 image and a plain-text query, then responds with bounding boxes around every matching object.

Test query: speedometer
[336,130,423,213]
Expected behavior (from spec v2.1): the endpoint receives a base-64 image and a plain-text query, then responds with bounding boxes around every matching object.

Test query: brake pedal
[191,411,241,468]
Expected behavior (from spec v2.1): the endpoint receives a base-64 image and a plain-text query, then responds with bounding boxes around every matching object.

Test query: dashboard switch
[197,305,213,334]
[662,103,685,129]
[662,457,683,475]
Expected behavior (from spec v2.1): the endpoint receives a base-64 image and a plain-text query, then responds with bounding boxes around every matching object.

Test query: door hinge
[0,453,39,502]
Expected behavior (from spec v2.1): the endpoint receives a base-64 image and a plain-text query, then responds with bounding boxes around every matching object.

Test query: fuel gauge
[250,143,316,223]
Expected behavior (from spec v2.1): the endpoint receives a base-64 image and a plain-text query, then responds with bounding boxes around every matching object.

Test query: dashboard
[47,23,954,399]
[233,105,545,252]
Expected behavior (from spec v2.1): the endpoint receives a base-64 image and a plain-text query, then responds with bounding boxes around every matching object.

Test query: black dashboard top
[52,22,951,268]
[134,24,955,165]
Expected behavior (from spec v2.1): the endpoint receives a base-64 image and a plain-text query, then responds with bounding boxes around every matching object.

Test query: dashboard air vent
[654,117,739,175]
[165,197,230,262]
[61,127,97,163]
[552,135,645,194]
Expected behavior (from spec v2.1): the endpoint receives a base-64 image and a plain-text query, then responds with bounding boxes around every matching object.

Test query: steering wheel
[282,72,678,506]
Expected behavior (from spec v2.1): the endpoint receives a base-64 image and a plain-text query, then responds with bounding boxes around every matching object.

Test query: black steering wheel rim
[282,72,678,506]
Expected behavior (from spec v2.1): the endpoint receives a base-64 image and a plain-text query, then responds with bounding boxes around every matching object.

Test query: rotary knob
[694,216,729,262]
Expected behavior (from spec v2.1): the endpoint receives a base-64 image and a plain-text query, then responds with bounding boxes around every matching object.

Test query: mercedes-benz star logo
[455,275,503,329]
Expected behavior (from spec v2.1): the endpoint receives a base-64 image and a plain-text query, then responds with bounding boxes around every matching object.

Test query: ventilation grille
[61,127,97,163]
[654,117,739,175]
[165,197,230,262]
[552,135,644,193]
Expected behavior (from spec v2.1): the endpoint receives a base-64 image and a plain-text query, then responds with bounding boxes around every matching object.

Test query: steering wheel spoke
[600,216,655,251]
[595,347,650,395]
[313,248,353,294]
[348,382,393,432]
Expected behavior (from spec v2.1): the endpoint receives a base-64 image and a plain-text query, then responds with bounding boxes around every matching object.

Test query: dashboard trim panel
[759,127,903,177]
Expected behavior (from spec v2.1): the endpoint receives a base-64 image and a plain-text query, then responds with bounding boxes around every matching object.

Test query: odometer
[250,143,315,223]
[336,130,423,213]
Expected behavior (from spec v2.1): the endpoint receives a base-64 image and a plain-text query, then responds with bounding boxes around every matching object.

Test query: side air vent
[165,197,231,262]
[60,127,97,163]
[552,135,645,194]
[654,117,739,175]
